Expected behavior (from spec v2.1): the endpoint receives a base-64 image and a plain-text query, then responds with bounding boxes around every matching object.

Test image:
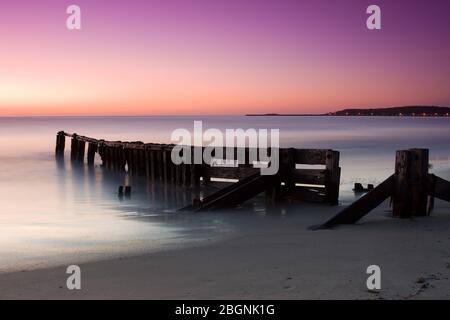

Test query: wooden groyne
[318,148,450,229]
[55,131,341,206]
[56,132,449,223]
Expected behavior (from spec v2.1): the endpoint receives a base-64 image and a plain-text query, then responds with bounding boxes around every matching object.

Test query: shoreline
[1,201,449,300]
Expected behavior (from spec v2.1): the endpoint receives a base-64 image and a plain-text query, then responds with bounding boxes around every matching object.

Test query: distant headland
[246,106,450,117]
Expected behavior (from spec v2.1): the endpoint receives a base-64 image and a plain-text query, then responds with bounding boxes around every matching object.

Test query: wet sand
[1,200,449,300]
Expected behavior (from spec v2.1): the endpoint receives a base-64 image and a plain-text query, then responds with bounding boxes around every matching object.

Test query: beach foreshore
[1,201,449,300]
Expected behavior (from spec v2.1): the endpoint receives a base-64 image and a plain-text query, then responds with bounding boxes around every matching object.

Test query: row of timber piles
[55,131,342,205]
[98,142,201,188]
[56,131,203,188]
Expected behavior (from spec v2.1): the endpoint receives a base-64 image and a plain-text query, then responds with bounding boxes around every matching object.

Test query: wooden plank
[317,174,394,229]
[202,166,260,180]
[62,133,334,166]
[181,173,280,211]
[294,149,328,165]
[285,186,326,203]
[293,169,327,185]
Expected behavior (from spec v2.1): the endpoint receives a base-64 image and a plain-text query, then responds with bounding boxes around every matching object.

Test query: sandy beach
[1,200,449,300]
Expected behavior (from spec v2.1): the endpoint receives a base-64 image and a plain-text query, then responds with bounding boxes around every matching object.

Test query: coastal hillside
[247,106,450,117]
[329,106,450,116]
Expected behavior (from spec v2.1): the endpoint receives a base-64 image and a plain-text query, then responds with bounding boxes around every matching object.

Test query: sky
[0,0,449,116]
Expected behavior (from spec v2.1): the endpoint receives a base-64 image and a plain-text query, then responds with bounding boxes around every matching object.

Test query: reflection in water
[0,116,449,273]
[0,155,236,273]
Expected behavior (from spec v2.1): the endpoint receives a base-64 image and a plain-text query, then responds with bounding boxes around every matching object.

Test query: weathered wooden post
[286,148,296,192]
[201,146,213,185]
[170,147,176,184]
[162,149,169,184]
[87,142,97,166]
[70,134,78,161]
[155,150,162,182]
[97,140,105,168]
[77,140,86,163]
[265,147,282,205]
[393,149,429,218]
[104,146,110,170]
[411,148,429,216]
[325,150,340,205]
[55,131,66,158]
[149,148,156,183]
[118,146,126,172]
[190,147,200,188]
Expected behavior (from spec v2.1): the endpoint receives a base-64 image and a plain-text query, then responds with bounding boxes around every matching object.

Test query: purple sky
[1,0,449,115]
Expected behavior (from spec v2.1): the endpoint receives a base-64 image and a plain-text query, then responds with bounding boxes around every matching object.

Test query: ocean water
[0,116,449,272]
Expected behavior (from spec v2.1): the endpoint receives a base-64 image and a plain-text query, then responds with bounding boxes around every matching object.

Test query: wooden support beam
[325,150,340,205]
[181,173,279,212]
[317,175,394,229]
[427,174,450,202]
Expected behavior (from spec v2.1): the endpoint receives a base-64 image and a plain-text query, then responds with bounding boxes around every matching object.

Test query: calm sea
[0,116,449,272]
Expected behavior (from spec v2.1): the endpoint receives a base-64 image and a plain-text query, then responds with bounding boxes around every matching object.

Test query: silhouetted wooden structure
[55,131,341,207]
[318,148,450,229]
